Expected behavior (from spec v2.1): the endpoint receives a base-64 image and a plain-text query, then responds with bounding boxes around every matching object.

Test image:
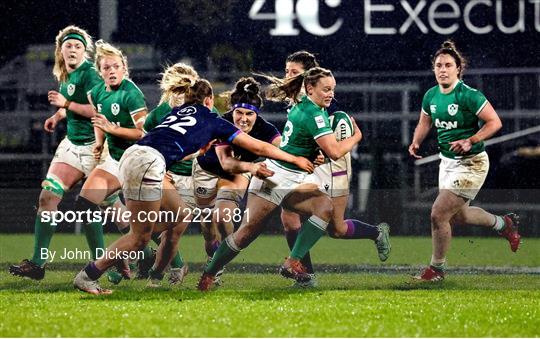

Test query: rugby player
[193,76,281,284]
[408,40,521,281]
[198,67,362,291]
[281,51,391,288]
[9,26,111,280]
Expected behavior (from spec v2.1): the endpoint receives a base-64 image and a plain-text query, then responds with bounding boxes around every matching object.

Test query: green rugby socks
[83,221,105,260]
[205,235,241,275]
[31,216,56,266]
[290,216,328,260]
[285,230,314,273]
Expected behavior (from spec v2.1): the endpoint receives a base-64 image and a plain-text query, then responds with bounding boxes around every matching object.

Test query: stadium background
[0,0,539,236]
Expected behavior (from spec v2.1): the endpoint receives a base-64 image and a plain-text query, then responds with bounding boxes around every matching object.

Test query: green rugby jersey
[144,101,192,176]
[422,80,488,159]
[58,60,103,145]
[276,95,333,171]
[89,78,146,161]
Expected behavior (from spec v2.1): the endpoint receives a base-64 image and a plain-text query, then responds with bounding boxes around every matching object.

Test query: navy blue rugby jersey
[196,110,280,178]
[138,104,241,168]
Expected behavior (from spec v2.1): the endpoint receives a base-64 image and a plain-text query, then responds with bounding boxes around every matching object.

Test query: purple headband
[232,103,259,113]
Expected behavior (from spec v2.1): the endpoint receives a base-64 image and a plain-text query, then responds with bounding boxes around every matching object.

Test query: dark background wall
[1,0,538,71]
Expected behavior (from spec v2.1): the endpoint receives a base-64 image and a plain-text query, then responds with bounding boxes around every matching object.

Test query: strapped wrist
[63,100,72,109]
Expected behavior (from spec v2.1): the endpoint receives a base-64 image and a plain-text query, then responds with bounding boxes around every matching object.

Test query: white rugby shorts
[50,137,98,177]
[119,145,166,201]
[439,151,489,200]
[248,159,319,206]
[169,172,197,210]
[314,152,352,197]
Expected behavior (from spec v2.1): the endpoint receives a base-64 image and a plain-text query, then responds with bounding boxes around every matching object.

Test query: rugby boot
[74,270,112,295]
[168,265,189,286]
[206,256,225,286]
[292,273,318,288]
[279,257,311,282]
[197,272,216,292]
[413,266,445,282]
[9,259,45,280]
[375,223,391,262]
[499,213,521,252]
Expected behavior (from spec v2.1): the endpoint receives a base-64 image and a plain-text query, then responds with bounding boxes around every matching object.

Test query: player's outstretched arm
[215,145,275,178]
[232,133,314,173]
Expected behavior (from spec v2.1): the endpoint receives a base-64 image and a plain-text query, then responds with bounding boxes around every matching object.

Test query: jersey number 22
[156,115,197,134]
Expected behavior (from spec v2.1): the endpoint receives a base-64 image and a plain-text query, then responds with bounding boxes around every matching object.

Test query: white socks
[492,215,505,231]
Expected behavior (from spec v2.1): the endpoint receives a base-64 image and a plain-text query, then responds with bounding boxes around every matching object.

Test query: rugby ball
[329,111,354,141]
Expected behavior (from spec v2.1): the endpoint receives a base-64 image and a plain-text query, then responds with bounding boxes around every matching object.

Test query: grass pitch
[1,234,539,337]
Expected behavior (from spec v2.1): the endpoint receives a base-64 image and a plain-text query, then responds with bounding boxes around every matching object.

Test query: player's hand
[92,114,115,133]
[44,115,59,133]
[313,150,325,166]
[199,139,216,156]
[93,143,104,161]
[449,138,472,154]
[294,156,315,173]
[350,117,362,141]
[251,162,275,179]
[408,142,422,159]
[48,90,68,108]
[44,109,66,132]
